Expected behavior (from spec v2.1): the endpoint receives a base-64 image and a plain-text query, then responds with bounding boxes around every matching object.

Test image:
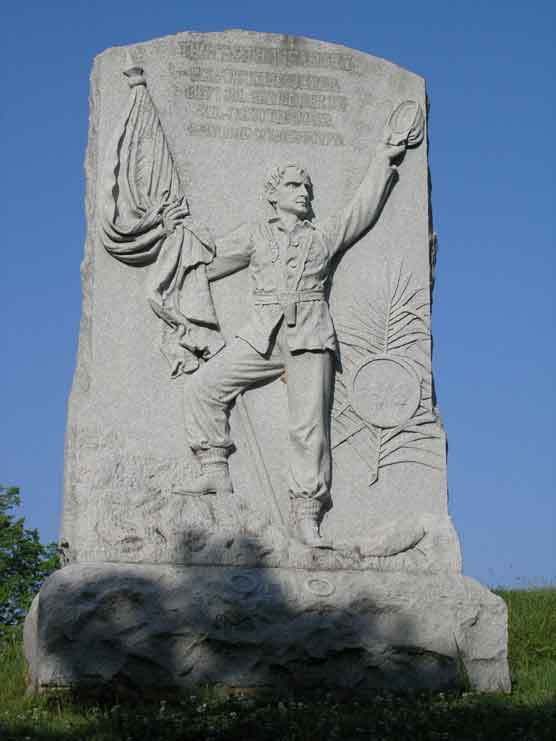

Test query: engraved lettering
[194,104,334,129]
[252,128,344,146]
[179,82,347,113]
[187,122,253,141]
[248,89,347,112]
[178,41,358,73]
[182,84,220,102]
[222,87,247,104]
[187,122,344,147]
[184,66,342,93]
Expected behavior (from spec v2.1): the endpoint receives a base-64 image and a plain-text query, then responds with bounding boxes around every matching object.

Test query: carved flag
[100,65,225,377]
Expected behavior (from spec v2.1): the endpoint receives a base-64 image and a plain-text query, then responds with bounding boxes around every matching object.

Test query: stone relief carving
[101,65,224,377]
[26,34,509,698]
[100,63,427,553]
[64,425,463,572]
[332,260,443,487]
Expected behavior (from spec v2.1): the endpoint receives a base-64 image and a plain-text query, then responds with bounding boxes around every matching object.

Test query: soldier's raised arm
[322,100,425,257]
[322,141,405,259]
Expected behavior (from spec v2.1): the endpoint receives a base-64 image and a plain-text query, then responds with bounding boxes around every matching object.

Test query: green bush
[0,485,59,641]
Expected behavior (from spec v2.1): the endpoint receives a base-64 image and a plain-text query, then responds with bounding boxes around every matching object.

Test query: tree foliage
[0,485,59,637]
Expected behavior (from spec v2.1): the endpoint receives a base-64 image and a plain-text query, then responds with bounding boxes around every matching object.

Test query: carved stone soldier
[179,138,406,547]
[100,64,422,548]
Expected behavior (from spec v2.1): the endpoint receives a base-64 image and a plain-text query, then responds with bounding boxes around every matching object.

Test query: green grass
[1,589,555,740]
[500,588,556,703]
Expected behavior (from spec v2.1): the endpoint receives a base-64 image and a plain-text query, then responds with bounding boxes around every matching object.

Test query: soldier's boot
[175,453,233,496]
[292,497,333,549]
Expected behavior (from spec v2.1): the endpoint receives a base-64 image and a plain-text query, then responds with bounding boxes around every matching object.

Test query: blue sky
[1,1,554,587]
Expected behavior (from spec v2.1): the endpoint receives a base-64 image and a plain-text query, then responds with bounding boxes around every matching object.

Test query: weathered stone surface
[61,29,455,565]
[25,562,510,694]
[25,29,510,694]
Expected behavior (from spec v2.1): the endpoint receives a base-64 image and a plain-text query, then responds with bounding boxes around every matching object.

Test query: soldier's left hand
[162,197,189,234]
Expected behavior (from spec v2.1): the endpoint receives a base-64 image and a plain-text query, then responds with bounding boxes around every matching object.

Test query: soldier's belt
[252,289,325,327]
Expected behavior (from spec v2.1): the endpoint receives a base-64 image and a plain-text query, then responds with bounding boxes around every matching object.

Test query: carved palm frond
[342,260,429,357]
[332,260,443,485]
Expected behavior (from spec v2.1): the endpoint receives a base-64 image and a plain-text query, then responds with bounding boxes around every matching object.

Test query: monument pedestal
[26,561,509,694]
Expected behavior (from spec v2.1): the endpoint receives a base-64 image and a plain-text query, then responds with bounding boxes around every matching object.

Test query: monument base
[25,562,510,694]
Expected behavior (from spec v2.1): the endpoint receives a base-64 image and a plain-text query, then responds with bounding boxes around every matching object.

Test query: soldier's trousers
[183,326,333,501]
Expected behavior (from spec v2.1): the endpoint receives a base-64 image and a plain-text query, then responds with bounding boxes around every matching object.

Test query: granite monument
[24,30,510,694]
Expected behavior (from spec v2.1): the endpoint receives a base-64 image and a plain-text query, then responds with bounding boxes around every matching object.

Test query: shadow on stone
[25,528,508,698]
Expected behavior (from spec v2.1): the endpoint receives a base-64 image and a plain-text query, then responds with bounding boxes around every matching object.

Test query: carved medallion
[228,572,260,594]
[351,355,421,429]
[305,577,335,597]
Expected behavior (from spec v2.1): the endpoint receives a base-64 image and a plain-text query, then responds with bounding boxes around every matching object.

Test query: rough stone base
[24,563,510,694]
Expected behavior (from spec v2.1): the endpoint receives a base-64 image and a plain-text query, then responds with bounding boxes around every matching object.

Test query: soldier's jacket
[207,155,397,355]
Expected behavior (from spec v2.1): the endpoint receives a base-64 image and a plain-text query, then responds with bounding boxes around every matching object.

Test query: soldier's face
[274,167,311,218]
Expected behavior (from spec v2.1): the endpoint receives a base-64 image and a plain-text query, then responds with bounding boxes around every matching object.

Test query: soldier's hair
[264,163,313,206]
